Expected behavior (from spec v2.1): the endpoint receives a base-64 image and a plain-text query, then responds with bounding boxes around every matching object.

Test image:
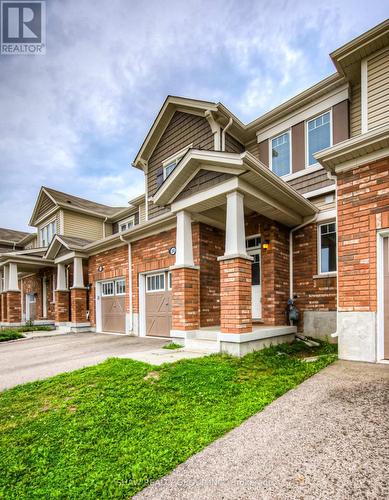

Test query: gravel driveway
[136,360,389,500]
[0,333,166,391]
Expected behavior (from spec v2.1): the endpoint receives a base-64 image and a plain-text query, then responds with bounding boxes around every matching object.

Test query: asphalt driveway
[0,333,166,391]
[136,360,389,500]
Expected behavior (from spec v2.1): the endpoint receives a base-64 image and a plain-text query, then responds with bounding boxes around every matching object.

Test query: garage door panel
[146,289,171,337]
[101,295,126,334]
[384,237,389,359]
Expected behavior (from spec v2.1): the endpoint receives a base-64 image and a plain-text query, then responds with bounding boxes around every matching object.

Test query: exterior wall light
[262,240,270,250]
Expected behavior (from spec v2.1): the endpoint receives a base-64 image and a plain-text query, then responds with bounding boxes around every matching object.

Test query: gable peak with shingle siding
[147,110,215,220]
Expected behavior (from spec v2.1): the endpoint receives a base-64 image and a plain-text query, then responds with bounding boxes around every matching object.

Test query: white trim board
[377,230,389,362]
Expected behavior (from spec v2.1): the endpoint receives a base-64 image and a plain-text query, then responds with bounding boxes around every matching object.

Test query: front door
[246,236,261,320]
[384,237,389,359]
[25,294,36,321]
[145,271,172,337]
[101,279,126,334]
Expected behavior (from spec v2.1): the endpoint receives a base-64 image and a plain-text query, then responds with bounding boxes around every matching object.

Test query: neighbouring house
[0,20,388,361]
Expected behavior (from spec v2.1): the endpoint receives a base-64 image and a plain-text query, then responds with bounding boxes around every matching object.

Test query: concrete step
[195,330,218,341]
[185,338,220,353]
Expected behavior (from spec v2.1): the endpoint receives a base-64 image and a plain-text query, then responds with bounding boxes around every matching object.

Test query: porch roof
[0,253,55,273]
[154,149,318,227]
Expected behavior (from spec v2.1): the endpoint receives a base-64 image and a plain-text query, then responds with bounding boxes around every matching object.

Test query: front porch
[156,150,318,355]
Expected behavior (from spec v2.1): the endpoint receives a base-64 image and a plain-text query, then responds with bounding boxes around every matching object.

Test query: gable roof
[30,186,129,225]
[44,234,93,260]
[0,227,31,244]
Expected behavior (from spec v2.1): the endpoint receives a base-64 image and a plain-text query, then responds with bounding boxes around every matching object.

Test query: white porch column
[72,257,84,288]
[3,265,9,292]
[56,263,68,291]
[175,210,194,267]
[224,191,247,258]
[8,262,19,291]
[0,269,3,293]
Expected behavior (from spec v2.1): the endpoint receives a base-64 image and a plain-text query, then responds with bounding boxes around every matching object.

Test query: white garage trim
[377,229,389,362]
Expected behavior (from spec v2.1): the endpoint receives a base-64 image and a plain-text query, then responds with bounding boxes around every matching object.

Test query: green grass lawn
[0,330,24,342]
[0,340,337,499]
[0,325,53,342]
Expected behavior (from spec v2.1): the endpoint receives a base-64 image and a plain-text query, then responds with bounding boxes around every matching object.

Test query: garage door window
[147,273,165,292]
[115,279,126,295]
[102,281,114,296]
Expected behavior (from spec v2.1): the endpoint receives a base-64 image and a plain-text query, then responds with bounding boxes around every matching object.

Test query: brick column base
[220,257,252,334]
[6,291,22,324]
[1,293,7,323]
[171,267,200,331]
[55,290,70,323]
[70,288,87,324]
[0,293,2,322]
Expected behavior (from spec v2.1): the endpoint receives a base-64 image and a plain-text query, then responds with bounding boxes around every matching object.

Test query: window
[167,271,172,290]
[102,281,114,296]
[270,132,291,176]
[319,222,337,274]
[146,273,165,292]
[119,217,135,232]
[40,220,56,247]
[162,144,193,180]
[307,111,331,166]
[115,279,126,295]
[246,237,261,249]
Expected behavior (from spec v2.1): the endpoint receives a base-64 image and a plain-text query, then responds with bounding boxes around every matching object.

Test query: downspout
[289,213,318,299]
[120,235,133,334]
[221,117,233,152]
[102,217,108,238]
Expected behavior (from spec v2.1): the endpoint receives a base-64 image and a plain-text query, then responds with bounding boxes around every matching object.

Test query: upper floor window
[162,144,193,180]
[306,111,331,166]
[318,222,337,274]
[270,131,291,177]
[40,220,56,247]
[119,216,135,232]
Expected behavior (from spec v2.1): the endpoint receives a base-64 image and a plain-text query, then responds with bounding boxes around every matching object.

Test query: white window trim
[146,272,166,293]
[39,218,57,247]
[246,234,261,250]
[269,130,292,177]
[119,216,135,232]
[115,278,126,296]
[101,280,115,296]
[167,271,172,290]
[305,109,333,169]
[317,220,337,276]
[162,143,193,180]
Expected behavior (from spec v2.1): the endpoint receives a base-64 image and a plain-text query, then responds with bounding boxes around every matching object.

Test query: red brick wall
[1,293,7,322]
[55,291,70,323]
[220,258,252,333]
[70,288,87,323]
[198,224,224,327]
[337,157,389,312]
[6,291,22,323]
[293,223,337,329]
[88,245,129,327]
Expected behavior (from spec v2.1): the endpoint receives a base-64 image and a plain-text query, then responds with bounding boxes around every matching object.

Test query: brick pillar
[219,257,252,333]
[6,291,22,324]
[0,293,2,322]
[55,290,70,323]
[1,293,7,323]
[171,267,200,331]
[70,288,87,324]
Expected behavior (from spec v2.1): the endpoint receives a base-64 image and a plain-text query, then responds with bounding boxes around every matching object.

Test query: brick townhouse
[0,20,388,361]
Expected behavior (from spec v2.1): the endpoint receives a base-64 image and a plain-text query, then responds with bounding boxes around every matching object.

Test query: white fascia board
[303,185,335,199]
[256,85,349,143]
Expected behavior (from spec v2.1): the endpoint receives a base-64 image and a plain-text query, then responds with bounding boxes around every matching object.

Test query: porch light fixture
[262,240,270,250]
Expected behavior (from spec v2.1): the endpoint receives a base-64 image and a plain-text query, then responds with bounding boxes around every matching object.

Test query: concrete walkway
[136,361,389,500]
[0,333,208,391]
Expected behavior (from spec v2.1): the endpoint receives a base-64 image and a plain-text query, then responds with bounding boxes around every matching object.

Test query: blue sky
[0,0,387,231]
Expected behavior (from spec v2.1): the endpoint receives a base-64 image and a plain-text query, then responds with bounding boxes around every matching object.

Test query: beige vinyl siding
[104,223,113,237]
[350,83,361,137]
[367,49,389,130]
[310,193,336,211]
[245,140,259,159]
[36,192,56,221]
[62,210,104,241]
[139,202,146,224]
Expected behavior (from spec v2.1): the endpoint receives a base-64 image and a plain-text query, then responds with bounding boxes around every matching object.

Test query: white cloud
[0,0,387,230]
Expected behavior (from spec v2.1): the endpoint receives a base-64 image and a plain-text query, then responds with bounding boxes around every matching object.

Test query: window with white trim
[119,216,135,232]
[270,131,291,177]
[146,273,165,292]
[319,222,337,274]
[102,281,114,296]
[162,144,193,180]
[307,111,331,166]
[167,271,172,290]
[115,279,126,295]
[40,220,56,247]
